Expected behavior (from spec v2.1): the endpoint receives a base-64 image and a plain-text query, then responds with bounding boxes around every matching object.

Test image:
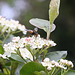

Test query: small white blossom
[49,40,56,46]
[41,58,55,70]
[67,61,74,68]
[59,65,67,69]
[47,66,52,70]
[3,42,17,58]
[41,58,73,71]
[0,16,27,34]
[0,54,7,59]
[44,58,50,62]
[60,59,68,64]
[59,59,74,68]
[55,62,60,67]
[12,36,20,42]
[18,24,27,34]
[44,40,56,47]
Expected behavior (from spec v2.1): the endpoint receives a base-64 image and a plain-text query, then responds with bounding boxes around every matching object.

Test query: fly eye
[34,28,38,32]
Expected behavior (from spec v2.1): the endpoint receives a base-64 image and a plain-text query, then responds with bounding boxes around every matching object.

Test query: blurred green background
[0,0,75,67]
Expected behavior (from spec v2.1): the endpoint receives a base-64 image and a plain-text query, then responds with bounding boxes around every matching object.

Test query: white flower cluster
[0,35,56,61]
[0,41,33,61]
[41,58,74,70]
[0,16,27,34]
[60,59,73,68]
[12,35,56,49]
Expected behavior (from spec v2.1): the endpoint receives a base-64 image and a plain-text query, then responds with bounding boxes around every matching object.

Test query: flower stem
[42,46,48,62]
[53,68,60,75]
[48,67,55,75]
[2,32,10,45]
[61,69,63,75]
[47,23,53,40]
[51,67,56,75]
[63,68,70,75]
[10,61,19,75]
[42,52,45,62]
[5,67,10,75]
[11,30,21,34]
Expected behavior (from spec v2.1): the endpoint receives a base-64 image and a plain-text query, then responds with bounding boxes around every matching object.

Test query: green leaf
[34,71,46,75]
[29,18,56,33]
[49,0,60,24]
[10,53,25,63]
[65,70,75,75]
[0,73,5,75]
[20,62,45,75]
[5,60,11,66]
[0,40,2,43]
[0,45,4,54]
[39,51,67,62]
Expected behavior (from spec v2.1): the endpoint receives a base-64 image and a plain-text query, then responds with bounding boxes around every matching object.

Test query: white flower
[59,65,67,69]
[67,61,74,68]
[18,38,25,48]
[0,54,7,59]
[47,66,52,70]
[60,59,68,64]
[27,35,56,49]
[49,40,56,46]
[45,40,56,47]
[0,16,27,34]
[18,24,27,34]
[2,35,56,61]
[44,58,50,62]
[41,58,55,70]
[23,30,27,35]
[59,59,74,68]
[12,36,20,42]
[2,26,8,32]
[41,58,50,67]
[55,62,60,67]
[18,24,25,31]
[19,48,33,61]
[3,42,17,58]
[41,58,73,70]
[51,60,56,65]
